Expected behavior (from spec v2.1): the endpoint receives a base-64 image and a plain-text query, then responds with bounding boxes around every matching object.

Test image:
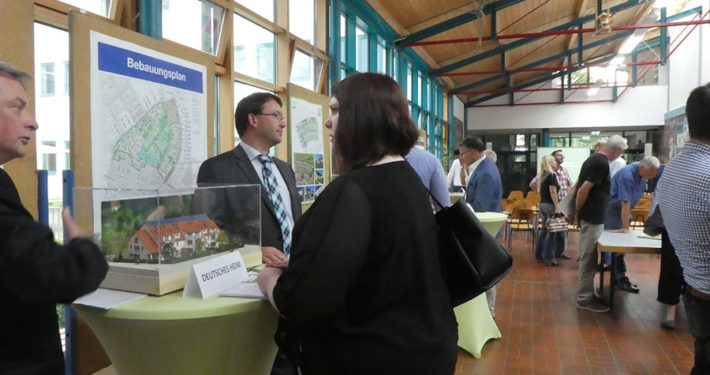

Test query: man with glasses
[198,93,302,374]
[198,92,301,267]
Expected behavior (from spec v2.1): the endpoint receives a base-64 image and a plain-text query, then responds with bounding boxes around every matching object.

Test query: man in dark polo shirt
[572,135,627,313]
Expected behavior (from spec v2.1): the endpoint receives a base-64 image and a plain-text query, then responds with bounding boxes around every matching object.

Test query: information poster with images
[663,106,688,160]
[290,96,325,204]
[89,31,207,190]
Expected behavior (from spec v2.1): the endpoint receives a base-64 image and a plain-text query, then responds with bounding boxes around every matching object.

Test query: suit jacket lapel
[233,145,278,220]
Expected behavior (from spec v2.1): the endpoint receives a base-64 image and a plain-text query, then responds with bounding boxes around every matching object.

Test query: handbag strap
[423,187,447,211]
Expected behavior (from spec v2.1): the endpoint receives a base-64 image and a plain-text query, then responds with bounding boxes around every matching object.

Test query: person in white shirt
[609,155,627,178]
[446,149,470,192]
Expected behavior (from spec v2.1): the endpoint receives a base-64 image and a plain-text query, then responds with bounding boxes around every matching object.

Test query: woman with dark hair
[257,73,457,374]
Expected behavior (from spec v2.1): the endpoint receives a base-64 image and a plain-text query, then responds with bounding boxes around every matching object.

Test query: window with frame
[634,46,661,86]
[340,14,347,64]
[41,141,57,173]
[290,49,323,91]
[64,61,69,95]
[64,141,71,169]
[289,0,315,44]
[355,26,367,72]
[162,0,225,55]
[58,0,112,17]
[40,63,55,96]
[376,41,386,74]
[392,52,398,81]
[34,23,69,205]
[570,131,620,149]
[417,72,422,107]
[234,14,276,84]
[236,0,274,22]
[406,64,412,101]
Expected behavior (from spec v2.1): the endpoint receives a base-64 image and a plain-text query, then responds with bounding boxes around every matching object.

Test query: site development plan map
[90,32,207,190]
[290,96,325,203]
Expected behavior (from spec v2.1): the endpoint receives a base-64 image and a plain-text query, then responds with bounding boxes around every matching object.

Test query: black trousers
[657,227,685,305]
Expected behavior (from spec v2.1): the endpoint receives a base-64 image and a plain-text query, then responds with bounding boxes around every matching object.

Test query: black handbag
[428,192,513,307]
[643,205,664,237]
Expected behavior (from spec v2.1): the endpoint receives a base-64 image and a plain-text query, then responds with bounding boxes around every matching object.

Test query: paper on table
[219,282,267,300]
[73,288,146,310]
[637,233,662,240]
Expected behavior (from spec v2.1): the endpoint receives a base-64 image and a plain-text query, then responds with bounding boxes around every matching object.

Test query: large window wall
[328,0,448,159]
[158,0,329,152]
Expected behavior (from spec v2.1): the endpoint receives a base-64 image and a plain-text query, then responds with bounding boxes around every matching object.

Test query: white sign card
[183,251,248,299]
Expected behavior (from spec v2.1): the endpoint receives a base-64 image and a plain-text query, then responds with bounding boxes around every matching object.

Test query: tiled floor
[455,230,695,375]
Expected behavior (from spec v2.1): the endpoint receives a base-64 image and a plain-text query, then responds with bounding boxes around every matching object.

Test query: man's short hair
[605,135,628,151]
[552,149,563,157]
[639,156,660,169]
[460,137,485,152]
[686,83,710,141]
[234,92,282,138]
[0,61,31,90]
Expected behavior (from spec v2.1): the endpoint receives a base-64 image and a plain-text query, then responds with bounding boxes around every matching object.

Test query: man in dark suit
[197,92,301,265]
[461,137,502,213]
[460,136,503,319]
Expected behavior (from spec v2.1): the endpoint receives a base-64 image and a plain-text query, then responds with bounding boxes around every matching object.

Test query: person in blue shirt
[405,146,450,212]
[604,156,660,293]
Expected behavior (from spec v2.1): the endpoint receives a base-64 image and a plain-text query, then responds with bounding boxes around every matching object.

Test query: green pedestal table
[74,293,278,375]
[454,211,507,358]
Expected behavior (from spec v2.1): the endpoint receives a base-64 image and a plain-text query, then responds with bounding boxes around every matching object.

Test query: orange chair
[507,201,536,250]
[507,190,524,201]
[525,190,541,204]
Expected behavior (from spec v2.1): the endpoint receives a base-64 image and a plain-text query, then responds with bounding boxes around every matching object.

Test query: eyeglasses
[256,112,285,121]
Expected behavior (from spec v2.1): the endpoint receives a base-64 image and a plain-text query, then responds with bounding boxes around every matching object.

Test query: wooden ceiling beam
[434,0,646,76]
[404,3,476,33]
[452,28,633,94]
[394,0,524,47]
[465,52,617,106]
[366,0,407,35]
[564,0,590,65]
[367,0,455,88]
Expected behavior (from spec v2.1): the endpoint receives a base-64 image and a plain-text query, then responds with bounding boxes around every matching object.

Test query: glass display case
[74,185,261,295]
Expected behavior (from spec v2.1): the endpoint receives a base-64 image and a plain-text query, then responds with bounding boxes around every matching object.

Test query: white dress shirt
[239,142,295,230]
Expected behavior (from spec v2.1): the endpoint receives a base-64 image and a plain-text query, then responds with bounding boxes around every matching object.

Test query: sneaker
[576,296,610,313]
